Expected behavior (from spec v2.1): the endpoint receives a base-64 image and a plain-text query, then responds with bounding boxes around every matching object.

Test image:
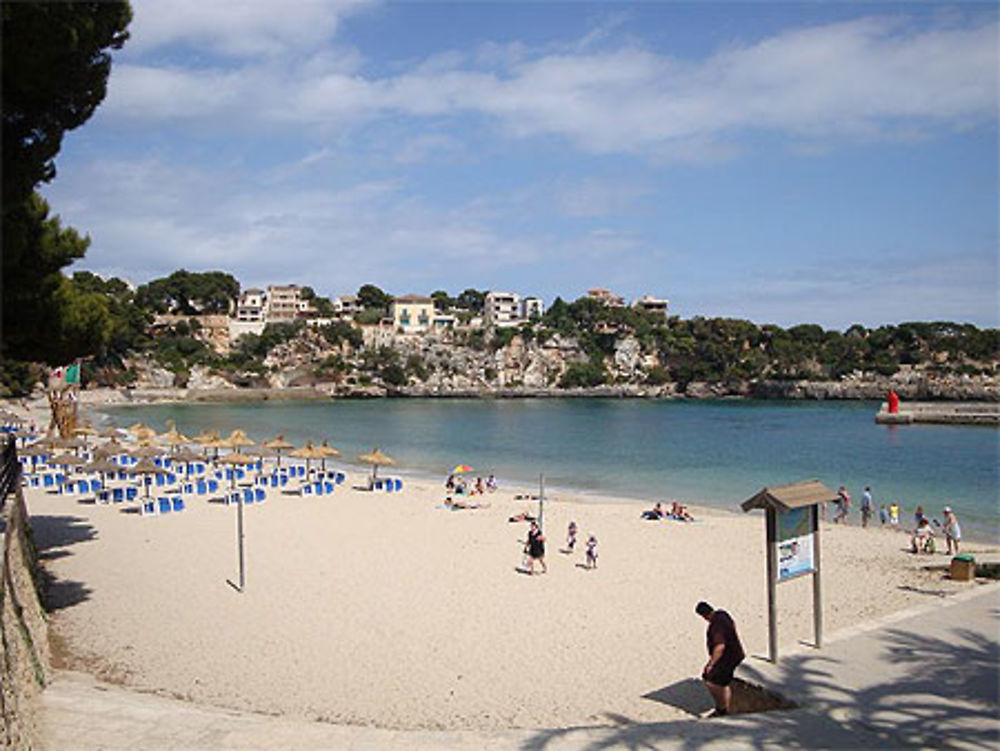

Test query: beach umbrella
[196,431,226,459]
[358,448,395,482]
[160,422,192,451]
[218,452,257,488]
[451,464,473,474]
[92,438,125,460]
[168,447,205,479]
[128,423,158,443]
[20,444,50,457]
[317,440,341,471]
[224,429,255,453]
[289,442,325,474]
[263,434,294,467]
[98,426,123,438]
[84,457,119,488]
[50,453,86,468]
[129,445,165,459]
[128,457,168,498]
[52,436,86,453]
[73,426,98,448]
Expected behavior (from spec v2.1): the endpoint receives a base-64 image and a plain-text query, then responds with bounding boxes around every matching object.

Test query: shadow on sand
[29,514,96,613]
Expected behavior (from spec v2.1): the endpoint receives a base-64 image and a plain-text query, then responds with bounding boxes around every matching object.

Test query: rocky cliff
[125,329,998,401]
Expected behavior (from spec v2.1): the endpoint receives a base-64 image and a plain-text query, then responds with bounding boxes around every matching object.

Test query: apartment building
[484,291,521,328]
[235,288,266,322]
[266,284,302,322]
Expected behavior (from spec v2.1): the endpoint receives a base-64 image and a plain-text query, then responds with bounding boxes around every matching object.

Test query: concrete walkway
[42,584,1000,750]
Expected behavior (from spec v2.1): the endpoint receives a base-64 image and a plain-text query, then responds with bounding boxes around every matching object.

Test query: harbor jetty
[876,401,1000,426]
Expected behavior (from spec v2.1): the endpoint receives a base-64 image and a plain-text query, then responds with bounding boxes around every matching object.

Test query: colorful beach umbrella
[451,464,473,474]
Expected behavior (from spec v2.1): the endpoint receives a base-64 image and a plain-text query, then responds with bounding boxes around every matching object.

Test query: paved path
[42,584,1000,750]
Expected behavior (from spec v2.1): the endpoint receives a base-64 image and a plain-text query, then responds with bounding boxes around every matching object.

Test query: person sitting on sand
[445,474,455,491]
[641,502,665,520]
[486,474,498,492]
[474,477,485,495]
[910,518,934,554]
[670,502,694,522]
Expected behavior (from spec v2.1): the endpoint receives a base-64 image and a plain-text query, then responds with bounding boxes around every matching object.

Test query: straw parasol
[98,426,123,438]
[92,438,125,460]
[128,457,168,497]
[84,458,119,487]
[223,429,256,454]
[289,441,325,474]
[263,434,294,467]
[358,448,395,481]
[195,431,225,459]
[218,452,258,488]
[316,440,341,471]
[129,445,165,459]
[50,453,86,468]
[73,425,98,448]
[129,423,158,443]
[170,447,204,479]
[160,421,192,452]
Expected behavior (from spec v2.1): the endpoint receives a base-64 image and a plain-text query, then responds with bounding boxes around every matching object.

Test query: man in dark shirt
[696,601,745,717]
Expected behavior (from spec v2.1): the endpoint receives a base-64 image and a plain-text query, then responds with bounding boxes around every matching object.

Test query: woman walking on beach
[526,521,547,575]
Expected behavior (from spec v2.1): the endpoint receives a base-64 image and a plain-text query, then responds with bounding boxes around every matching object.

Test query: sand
[22,460,998,732]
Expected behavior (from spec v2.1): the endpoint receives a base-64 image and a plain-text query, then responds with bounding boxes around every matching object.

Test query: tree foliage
[134,270,239,315]
[2,2,132,211]
[357,284,393,313]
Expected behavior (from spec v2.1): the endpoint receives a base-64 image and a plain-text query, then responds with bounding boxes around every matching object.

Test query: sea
[96,398,1000,542]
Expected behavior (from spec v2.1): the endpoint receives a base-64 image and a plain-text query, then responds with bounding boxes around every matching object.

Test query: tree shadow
[522,611,999,750]
[28,514,96,613]
[30,514,96,552]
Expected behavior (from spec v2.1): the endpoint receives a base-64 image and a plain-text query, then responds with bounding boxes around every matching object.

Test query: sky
[42,1,999,329]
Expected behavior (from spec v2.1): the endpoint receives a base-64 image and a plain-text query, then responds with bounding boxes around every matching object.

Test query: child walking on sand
[585,534,598,569]
[566,520,578,552]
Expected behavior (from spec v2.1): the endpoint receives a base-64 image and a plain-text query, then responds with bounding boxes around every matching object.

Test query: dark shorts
[704,660,740,687]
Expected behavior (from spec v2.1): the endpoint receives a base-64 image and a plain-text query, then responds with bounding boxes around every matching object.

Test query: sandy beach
[20,445,998,731]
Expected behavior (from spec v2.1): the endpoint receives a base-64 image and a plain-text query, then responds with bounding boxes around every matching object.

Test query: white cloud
[107,14,998,156]
[127,0,375,57]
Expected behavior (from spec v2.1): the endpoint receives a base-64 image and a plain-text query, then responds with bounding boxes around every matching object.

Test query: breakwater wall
[876,401,1000,426]
[1,442,50,749]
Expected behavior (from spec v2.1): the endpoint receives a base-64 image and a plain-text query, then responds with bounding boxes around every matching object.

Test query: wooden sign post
[742,480,835,662]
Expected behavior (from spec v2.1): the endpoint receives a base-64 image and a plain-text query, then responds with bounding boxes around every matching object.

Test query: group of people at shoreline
[830,486,963,555]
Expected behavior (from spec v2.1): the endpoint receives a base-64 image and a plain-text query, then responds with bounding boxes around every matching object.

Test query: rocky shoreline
[74,370,998,408]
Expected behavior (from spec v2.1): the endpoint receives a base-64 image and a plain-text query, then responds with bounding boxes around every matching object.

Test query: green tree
[456,288,486,312]
[134,270,239,315]
[2,2,132,212]
[357,284,393,312]
[2,194,113,363]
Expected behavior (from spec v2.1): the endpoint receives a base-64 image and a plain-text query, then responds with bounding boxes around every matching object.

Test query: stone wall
[0,489,50,749]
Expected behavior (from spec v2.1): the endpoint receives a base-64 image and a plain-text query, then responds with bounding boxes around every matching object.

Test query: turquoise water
[98,399,999,541]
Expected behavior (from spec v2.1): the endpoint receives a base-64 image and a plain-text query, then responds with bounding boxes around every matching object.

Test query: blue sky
[42,1,998,329]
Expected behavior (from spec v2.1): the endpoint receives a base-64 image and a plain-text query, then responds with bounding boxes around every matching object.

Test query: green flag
[64,363,80,386]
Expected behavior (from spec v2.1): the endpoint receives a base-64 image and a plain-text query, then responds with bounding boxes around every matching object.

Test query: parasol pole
[236,491,246,592]
[538,473,545,532]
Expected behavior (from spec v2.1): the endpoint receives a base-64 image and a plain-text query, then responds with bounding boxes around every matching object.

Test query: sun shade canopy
[741,480,838,513]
